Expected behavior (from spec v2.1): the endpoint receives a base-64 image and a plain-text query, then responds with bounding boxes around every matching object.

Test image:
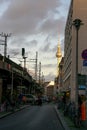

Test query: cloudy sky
[0,0,71,81]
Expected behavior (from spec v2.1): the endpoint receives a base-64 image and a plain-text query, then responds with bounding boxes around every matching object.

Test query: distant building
[45,81,55,99]
[44,82,50,94]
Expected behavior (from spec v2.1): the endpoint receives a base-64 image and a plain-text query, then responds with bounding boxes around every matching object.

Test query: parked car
[22,94,38,105]
[41,95,50,103]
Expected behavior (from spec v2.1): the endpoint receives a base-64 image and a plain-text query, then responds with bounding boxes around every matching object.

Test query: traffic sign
[82,49,87,60]
[83,60,87,66]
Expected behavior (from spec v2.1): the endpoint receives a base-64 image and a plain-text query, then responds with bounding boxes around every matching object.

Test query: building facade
[58,57,64,92]
[63,0,87,102]
[45,81,55,100]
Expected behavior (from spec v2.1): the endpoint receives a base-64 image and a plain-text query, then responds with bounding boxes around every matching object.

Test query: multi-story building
[58,57,64,92]
[63,0,87,102]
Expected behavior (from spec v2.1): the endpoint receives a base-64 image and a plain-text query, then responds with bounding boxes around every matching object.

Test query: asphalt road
[0,104,64,130]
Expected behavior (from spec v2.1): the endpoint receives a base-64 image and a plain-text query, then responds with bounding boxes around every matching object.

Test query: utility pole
[23,56,27,69]
[41,72,44,85]
[35,51,38,82]
[39,62,41,84]
[0,32,11,59]
[28,52,38,81]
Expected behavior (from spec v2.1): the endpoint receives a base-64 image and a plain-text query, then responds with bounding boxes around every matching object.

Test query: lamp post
[73,19,83,114]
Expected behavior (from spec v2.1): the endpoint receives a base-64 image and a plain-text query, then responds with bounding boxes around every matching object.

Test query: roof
[46,81,54,87]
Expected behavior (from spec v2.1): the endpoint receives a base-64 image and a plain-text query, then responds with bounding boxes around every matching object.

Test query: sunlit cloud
[0,0,71,81]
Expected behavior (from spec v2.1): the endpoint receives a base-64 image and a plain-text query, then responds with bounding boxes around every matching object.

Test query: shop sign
[83,60,87,66]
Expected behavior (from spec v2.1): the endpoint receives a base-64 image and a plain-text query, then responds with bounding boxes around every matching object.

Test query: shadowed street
[0,104,64,130]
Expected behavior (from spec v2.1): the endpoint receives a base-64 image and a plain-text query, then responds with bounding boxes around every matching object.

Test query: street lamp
[72,19,83,115]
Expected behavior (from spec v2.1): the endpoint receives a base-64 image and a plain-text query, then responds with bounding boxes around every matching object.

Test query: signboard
[79,85,86,90]
[78,74,86,85]
[83,60,87,66]
[82,49,87,60]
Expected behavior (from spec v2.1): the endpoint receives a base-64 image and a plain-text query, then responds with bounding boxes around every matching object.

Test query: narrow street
[0,104,64,130]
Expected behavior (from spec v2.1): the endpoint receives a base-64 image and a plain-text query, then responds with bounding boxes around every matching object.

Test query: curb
[0,111,12,119]
[54,106,70,130]
[0,105,29,119]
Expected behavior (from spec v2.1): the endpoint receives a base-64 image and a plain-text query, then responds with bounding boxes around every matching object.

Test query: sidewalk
[0,105,29,119]
[54,105,87,130]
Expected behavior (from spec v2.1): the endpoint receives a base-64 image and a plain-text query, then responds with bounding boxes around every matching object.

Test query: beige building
[63,0,87,102]
[45,81,55,99]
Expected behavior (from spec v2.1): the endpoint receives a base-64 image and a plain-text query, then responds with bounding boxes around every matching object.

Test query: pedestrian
[38,96,42,106]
